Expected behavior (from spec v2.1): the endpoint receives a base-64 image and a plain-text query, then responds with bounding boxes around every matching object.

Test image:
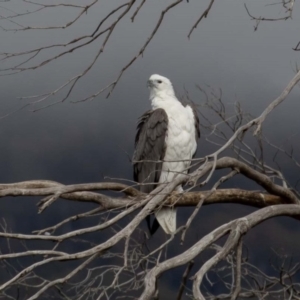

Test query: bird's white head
[147,74,175,99]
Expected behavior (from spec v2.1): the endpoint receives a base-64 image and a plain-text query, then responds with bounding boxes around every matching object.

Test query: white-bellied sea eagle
[133,74,200,234]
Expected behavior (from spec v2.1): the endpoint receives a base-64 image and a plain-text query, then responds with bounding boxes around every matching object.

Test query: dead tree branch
[141,204,300,299]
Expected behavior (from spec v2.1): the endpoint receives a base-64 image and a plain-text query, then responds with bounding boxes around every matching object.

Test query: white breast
[151,96,197,187]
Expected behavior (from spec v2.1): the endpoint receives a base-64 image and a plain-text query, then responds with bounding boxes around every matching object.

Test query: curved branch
[192,157,298,204]
[0,180,292,208]
[141,204,300,299]
[188,0,215,39]
[0,175,184,291]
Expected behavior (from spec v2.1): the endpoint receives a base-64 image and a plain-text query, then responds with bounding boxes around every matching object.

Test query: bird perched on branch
[133,74,200,234]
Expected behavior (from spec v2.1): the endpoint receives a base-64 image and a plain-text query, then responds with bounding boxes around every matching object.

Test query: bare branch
[176,260,194,300]
[141,204,300,299]
[188,0,215,39]
[27,253,97,300]
[231,238,243,300]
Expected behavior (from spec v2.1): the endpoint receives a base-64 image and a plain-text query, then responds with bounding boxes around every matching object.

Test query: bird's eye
[157,80,162,84]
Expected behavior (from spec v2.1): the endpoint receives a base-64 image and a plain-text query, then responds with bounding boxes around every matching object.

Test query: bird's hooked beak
[147,80,154,88]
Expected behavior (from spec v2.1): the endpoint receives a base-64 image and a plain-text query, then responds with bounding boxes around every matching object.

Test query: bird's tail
[155,207,177,234]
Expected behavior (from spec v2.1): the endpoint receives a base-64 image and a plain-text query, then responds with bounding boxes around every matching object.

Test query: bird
[133,74,200,234]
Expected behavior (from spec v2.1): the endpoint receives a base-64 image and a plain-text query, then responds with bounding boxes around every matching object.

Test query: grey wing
[133,109,168,194]
[189,103,200,143]
[192,106,200,142]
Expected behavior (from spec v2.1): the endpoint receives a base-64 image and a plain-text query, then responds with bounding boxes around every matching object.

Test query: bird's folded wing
[133,108,168,193]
